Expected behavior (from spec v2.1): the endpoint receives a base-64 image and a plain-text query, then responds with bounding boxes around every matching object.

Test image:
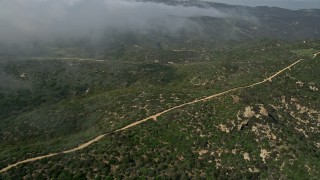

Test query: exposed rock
[219,124,230,133]
[252,123,277,140]
[259,105,269,117]
[20,73,26,78]
[198,149,208,156]
[243,152,250,161]
[215,159,222,169]
[309,85,318,91]
[269,104,279,110]
[238,120,249,131]
[231,149,238,155]
[260,149,270,163]
[237,110,242,120]
[249,167,260,173]
[295,127,308,138]
[243,106,255,118]
[296,81,304,87]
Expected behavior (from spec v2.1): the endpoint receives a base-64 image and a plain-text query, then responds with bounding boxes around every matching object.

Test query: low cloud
[0,0,230,44]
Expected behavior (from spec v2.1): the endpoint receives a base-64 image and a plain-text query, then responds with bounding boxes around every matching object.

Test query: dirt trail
[117,58,305,131]
[29,57,140,64]
[312,52,320,59]
[32,57,106,62]
[1,53,318,173]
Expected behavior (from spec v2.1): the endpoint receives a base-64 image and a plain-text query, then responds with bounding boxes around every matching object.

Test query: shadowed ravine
[0,53,319,173]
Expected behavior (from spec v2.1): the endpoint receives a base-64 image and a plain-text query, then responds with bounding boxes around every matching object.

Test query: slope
[0,42,318,177]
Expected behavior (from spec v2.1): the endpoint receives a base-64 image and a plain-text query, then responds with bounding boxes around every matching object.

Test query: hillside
[0,0,320,179]
[1,39,320,179]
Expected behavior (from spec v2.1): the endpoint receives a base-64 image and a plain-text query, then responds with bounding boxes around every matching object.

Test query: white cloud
[0,0,230,43]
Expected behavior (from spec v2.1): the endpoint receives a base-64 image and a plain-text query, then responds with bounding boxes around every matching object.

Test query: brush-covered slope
[0,40,319,179]
[1,1,320,179]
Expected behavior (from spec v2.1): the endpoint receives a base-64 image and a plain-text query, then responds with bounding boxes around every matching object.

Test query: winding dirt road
[31,57,106,62]
[313,52,320,59]
[28,57,140,64]
[1,53,319,173]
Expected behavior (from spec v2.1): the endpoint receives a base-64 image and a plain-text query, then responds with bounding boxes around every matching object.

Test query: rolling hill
[0,0,320,179]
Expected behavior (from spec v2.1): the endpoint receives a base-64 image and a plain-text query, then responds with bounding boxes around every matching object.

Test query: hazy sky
[205,0,320,9]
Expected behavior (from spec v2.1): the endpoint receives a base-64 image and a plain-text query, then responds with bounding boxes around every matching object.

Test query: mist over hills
[0,0,320,179]
[0,0,319,57]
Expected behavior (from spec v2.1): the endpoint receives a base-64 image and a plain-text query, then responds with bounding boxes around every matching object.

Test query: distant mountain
[144,0,320,40]
[88,1,320,58]
[0,0,319,57]
[1,0,320,179]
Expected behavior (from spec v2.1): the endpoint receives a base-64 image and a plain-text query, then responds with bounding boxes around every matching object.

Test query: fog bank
[0,0,231,44]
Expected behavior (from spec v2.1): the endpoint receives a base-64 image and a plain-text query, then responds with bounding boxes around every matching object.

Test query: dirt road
[31,57,106,62]
[116,58,304,131]
[312,52,320,59]
[1,53,318,173]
